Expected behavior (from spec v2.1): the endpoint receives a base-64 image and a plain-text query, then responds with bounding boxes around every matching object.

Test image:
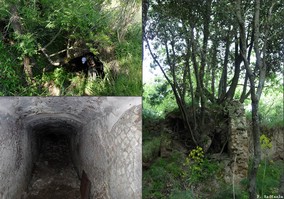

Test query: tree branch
[42,28,62,50]
[39,47,60,66]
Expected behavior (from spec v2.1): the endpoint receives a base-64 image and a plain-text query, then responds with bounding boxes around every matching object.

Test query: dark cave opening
[25,129,81,199]
[37,133,72,168]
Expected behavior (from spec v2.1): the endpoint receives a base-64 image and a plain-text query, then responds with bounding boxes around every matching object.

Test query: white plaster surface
[0,97,142,199]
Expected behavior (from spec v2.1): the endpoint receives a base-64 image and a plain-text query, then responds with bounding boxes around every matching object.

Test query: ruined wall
[227,100,249,183]
[0,97,141,199]
[248,127,284,160]
[269,128,284,160]
[0,98,31,199]
[226,100,283,184]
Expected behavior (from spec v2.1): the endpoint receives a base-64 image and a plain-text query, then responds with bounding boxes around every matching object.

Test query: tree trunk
[23,57,34,83]
[184,30,198,141]
[235,0,263,198]
[10,5,34,84]
[199,0,212,127]
[211,38,218,98]
[218,34,230,100]
[240,72,249,103]
[248,95,261,199]
[142,0,149,35]
[145,36,198,145]
[165,39,198,145]
[224,54,241,101]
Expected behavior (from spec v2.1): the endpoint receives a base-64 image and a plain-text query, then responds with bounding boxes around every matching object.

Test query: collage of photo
[0,0,283,199]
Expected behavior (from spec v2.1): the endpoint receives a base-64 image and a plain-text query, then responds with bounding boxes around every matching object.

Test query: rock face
[227,100,249,183]
[0,97,142,199]
[270,129,284,160]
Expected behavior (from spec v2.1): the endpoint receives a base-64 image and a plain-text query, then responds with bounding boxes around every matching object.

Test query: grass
[257,160,283,196]
[112,24,142,96]
[143,136,161,163]
[142,130,284,199]
[168,190,195,199]
[213,183,249,199]
[143,152,284,199]
[208,160,284,199]
[143,151,186,199]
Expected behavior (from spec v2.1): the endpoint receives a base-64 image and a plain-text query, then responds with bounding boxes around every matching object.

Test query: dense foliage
[0,0,142,96]
[144,0,283,145]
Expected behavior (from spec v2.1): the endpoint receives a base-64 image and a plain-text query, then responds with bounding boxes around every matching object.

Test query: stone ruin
[226,100,284,184]
[227,100,249,183]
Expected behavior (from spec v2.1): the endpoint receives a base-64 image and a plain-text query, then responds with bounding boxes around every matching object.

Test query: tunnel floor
[24,134,80,199]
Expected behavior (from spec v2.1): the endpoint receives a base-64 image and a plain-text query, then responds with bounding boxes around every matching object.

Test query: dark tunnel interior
[37,133,72,169]
[0,97,141,199]
[24,121,81,199]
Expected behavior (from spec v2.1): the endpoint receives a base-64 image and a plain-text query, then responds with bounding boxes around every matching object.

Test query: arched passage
[0,97,142,199]
[23,114,83,198]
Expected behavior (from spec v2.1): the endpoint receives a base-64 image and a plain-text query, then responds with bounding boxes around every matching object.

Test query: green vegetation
[143,132,284,199]
[213,160,283,198]
[0,0,142,96]
[143,0,283,198]
[142,67,283,199]
[111,25,142,96]
[143,151,188,199]
[256,160,283,197]
[183,146,219,183]
[143,136,161,164]
[244,85,284,129]
[143,79,283,198]
[143,82,178,119]
[143,83,283,198]
[213,183,249,199]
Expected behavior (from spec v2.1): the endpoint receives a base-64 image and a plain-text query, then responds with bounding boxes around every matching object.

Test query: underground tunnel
[25,115,83,199]
[0,97,142,199]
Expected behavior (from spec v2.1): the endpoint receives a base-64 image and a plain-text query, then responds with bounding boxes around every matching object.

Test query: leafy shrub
[0,43,21,95]
[142,108,161,122]
[213,183,248,199]
[183,146,219,183]
[169,190,194,199]
[143,137,161,163]
[0,1,141,96]
[241,160,284,197]
[260,134,272,150]
[143,151,185,199]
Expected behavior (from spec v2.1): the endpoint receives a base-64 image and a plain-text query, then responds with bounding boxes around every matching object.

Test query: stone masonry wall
[248,127,284,160]
[227,100,249,183]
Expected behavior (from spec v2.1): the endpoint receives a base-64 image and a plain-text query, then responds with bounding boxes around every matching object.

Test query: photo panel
[0,1,142,96]
[0,97,142,198]
[142,0,284,198]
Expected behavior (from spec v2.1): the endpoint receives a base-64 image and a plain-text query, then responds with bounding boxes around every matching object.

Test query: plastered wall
[0,97,141,199]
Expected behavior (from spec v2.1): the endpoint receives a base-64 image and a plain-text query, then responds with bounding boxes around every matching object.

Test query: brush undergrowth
[0,23,141,96]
